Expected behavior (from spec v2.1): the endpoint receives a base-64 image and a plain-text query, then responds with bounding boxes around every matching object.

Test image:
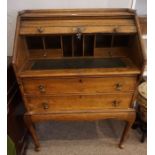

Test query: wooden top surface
[19,9,136,18]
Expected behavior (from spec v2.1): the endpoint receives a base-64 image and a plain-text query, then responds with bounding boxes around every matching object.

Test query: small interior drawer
[26,93,133,112]
[22,76,137,95]
[20,25,136,35]
[20,26,75,35]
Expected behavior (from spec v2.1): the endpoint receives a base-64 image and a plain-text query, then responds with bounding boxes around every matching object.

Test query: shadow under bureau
[12,9,146,151]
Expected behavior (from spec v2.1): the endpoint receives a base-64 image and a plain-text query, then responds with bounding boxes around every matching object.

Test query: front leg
[24,114,40,151]
[119,112,136,149]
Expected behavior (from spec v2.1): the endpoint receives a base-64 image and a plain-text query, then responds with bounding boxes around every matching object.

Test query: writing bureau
[12,9,146,151]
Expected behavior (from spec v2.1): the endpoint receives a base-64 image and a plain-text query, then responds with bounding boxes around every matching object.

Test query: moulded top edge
[18,8,136,18]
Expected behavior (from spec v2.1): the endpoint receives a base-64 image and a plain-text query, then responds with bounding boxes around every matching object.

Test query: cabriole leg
[119,113,136,149]
[24,115,40,151]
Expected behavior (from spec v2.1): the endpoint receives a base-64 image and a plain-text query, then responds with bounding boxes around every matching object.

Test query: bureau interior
[19,33,142,70]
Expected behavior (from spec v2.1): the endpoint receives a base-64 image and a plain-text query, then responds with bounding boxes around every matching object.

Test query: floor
[26,120,146,155]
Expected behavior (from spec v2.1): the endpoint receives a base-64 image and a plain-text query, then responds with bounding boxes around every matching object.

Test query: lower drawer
[25,94,133,112]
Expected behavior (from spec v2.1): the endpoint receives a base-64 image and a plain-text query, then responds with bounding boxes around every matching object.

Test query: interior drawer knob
[79,95,82,99]
[115,83,122,91]
[42,102,49,110]
[38,84,46,93]
[37,27,44,33]
[73,27,84,40]
[112,100,120,107]
[79,79,83,83]
[113,26,119,32]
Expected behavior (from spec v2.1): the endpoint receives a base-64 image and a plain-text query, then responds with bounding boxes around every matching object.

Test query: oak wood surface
[19,9,135,18]
[25,93,133,112]
[20,26,137,35]
[21,19,135,27]
[138,16,147,35]
[22,76,137,95]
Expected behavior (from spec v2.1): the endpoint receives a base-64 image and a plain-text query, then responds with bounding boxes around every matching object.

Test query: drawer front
[20,26,76,35]
[26,94,133,112]
[22,77,137,95]
[20,25,136,35]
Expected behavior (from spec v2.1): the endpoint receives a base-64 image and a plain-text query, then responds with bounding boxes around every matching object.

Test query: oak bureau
[12,9,146,151]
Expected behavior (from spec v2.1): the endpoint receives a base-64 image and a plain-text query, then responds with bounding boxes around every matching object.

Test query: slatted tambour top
[19,9,137,35]
[13,9,144,77]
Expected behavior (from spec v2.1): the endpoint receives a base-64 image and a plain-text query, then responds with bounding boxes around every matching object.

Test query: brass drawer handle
[73,27,84,40]
[76,27,82,40]
[79,95,82,99]
[112,100,120,107]
[115,83,122,91]
[79,79,83,83]
[113,26,119,32]
[42,102,49,110]
[38,84,46,93]
[37,27,44,33]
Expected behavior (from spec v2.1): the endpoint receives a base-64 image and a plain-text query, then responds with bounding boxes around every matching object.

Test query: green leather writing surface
[31,58,126,70]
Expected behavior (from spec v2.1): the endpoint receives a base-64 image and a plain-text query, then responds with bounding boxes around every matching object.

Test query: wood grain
[22,76,137,95]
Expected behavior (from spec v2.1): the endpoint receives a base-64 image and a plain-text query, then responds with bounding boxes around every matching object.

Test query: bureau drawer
[20,25,136,35]
[20,18,136,35]
[22,76,137,95]
[26,93,133,112]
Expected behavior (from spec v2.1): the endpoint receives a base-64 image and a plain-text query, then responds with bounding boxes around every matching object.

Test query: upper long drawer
[20,19,137,35]
[22,76,137,95]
